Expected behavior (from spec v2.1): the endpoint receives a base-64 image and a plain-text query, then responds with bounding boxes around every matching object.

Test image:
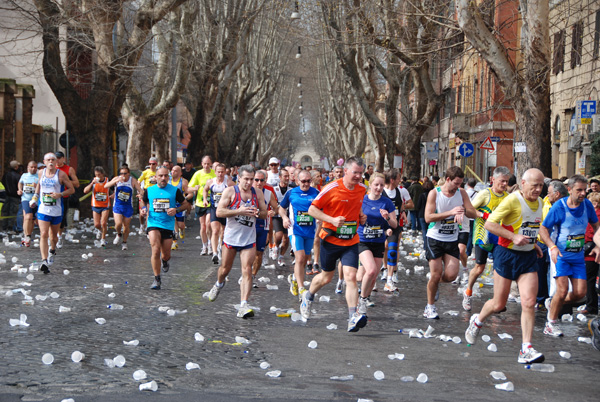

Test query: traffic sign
[480,136,495,151]
[458,142,474,158]
[577,100,596,124]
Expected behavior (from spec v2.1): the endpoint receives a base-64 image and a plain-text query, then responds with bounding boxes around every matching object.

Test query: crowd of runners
[4,151,600,365]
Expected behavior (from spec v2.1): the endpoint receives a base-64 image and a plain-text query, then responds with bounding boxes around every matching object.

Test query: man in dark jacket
[1,160,22,231]
[407,177,424,231]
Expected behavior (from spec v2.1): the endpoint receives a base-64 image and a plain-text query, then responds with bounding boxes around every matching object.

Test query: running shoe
[366,297,375,307]
[212,254,219,264]
[22,236,31,247]
[271,246,278,260]
[171,241,178,250]
[298,287,306,302]
[113,235,122,245]
[358,298,368,315]
[300,291,312,320]
[40,260,50,275]
[262,252,269,266]
[56,236,63,249]
[589,318,600,351]
[380,269,388,281]
[543,321,564,337]
[335,280,344,294]
[462,290,472,311]
[312,263,321,274]
[138,226,145,235]
[465,314,481,344]
[151,278,161,290]
[237,305,255,319]
[122,243,128,251]
[347,313,367,332]
[201,246,208,256]
[391,271,399,284]
[161,259,170,273]
[383,282,398,292]
[100,239,107,247]
[306,263,313,275]
[277,255,286,266]
[208,284,222,302]
[48,249,56,266]
[423,305,439,319]
[288,274,299,296]
[518,346,545,364]
[96,230,101,240]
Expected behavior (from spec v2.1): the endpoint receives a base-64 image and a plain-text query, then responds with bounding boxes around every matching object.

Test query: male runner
[251,170,278,282]
[302,156,368,332]
[207,165,267,318]
[271,169,291,264]
[55,151,79,248]
[169,165,189,250]
[424,166,477,319]
[83,166,111,246]
[18,161,39,247]
[465,168,546,364]
[539,175,599,337]
[105,166,142,250]
[462,166,510,311]
[31,153,75,273]
[203,163,235,263]
[188,155,216,255]
[139,167,189,290]
[138,157,159,234]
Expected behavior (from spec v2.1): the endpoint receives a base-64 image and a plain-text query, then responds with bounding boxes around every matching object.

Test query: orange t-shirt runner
[311,178,366,246]
[91,178,110,208]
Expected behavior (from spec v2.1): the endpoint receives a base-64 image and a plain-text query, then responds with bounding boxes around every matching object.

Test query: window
[456,85,462,114]
[594,11,600,59]
[571,20,583,68]
[554,115,561,143]
[553,30,565,74]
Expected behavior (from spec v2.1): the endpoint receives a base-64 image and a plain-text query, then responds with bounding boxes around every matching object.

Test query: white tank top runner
[38,168,63,217]
[426,187,463,242]
[223,186,258,247]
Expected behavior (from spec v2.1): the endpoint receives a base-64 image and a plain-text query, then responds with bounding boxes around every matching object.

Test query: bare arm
[404,199,414,210]
[59,171,75,198]
[202,179,212,207]
[68,167,80,188]
[255,190,268,220]
[104,176,121,189]
[461,189,478,219]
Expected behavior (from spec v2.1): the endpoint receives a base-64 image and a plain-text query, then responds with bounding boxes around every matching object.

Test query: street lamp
[297,78,302,87]
[296,46,301,59]
[291,1,300,20]
[299,90,303,99]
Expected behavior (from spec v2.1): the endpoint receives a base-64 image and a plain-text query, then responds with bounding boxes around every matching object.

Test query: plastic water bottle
[525,363,555,372]
[107,304,123,310]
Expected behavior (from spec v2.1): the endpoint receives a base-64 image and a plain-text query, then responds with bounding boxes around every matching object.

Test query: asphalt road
[1,217,599,402]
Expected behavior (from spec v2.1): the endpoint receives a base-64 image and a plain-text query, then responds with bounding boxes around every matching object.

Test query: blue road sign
[458,142,475,158]
[581,100,597,118]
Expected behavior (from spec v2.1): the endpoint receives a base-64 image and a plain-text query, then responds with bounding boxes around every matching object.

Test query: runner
[139,167,189,290]
[270,169,291,265]
[266,157,280,187]
[30,153,75,274]
[251,170,278,282]
[465,168,546,364]
[169,165,189,250]
[423,166,477,319]
[301,156,368,332]
[17,161,39,247]
[105,166,142,250]
[381,168,412,292]
[137,157,159,234]
[308,169,323,274]
[55,151,79,248]
[539,175,599,337]
[188,155,216,255]
[279,170,320,298]
[202,163,235,263]
[356,173,397,313]
[462,166,510,311]
[207,165,267,319]
[83,167,111,247]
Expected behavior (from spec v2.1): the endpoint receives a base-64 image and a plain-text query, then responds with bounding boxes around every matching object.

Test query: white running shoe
[100,239,107,247]
[277,255,286,266]
[56,236,63,249]
[465,314,481,344]
[122,243,128,251]
[113,235,122,245]
[518,346,545,364]
[208,284,222,302]
[462,290,472,311]
[423,305,439,319]
[237,305,254,319]
[300,291,312,320]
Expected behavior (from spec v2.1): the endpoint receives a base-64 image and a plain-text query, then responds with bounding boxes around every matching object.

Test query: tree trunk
[400,128,424,178]
[125,116,157,170]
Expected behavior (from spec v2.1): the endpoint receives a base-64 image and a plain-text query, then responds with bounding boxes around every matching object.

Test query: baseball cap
[55,151,65,158]
[269,157,279,165]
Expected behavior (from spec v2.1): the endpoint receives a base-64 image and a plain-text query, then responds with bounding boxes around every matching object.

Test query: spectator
[407,176,424,232]
[1,160,22,232]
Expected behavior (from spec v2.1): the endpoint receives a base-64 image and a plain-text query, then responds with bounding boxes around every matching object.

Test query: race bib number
[336,221,357,240]
[363,225,384,239]
[42,193,56,206]
[95,192,107,202]
[117,191,131,202]
[153,198,170,212]
[235,215,254,227]
[565,234,585,253]
[519,221,540,244]
[24,183,35,194]
[439,218,457,235]
[213,192,222,203]
[296,211,314,226]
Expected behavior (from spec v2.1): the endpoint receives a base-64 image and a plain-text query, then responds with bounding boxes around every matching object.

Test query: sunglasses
[270,163,278,166]
[149,162,157,165]
[299,179,311,184]
[119,172,129,175]
[254,178,265,182]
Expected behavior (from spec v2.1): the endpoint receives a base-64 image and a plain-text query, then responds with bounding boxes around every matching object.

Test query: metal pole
[171,104,177,164]
[66,130,69,163]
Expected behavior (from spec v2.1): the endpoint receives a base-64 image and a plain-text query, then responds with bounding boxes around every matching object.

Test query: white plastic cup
[417,373,428,383]
[133,369,147,381]
[308,340,318,349]
[42,353,54,365]
[71,351,85,362]
[113,355,126,367]
[374,370,385,380]
[139,380,158,391]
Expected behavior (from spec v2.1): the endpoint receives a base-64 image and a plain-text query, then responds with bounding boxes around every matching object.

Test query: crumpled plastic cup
[133,369,147,381]
[42,353,54,365]
[139,380,158,391]
[71,351,85,362]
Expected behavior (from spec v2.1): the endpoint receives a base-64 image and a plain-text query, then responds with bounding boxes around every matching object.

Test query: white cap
[268,157,279,165]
